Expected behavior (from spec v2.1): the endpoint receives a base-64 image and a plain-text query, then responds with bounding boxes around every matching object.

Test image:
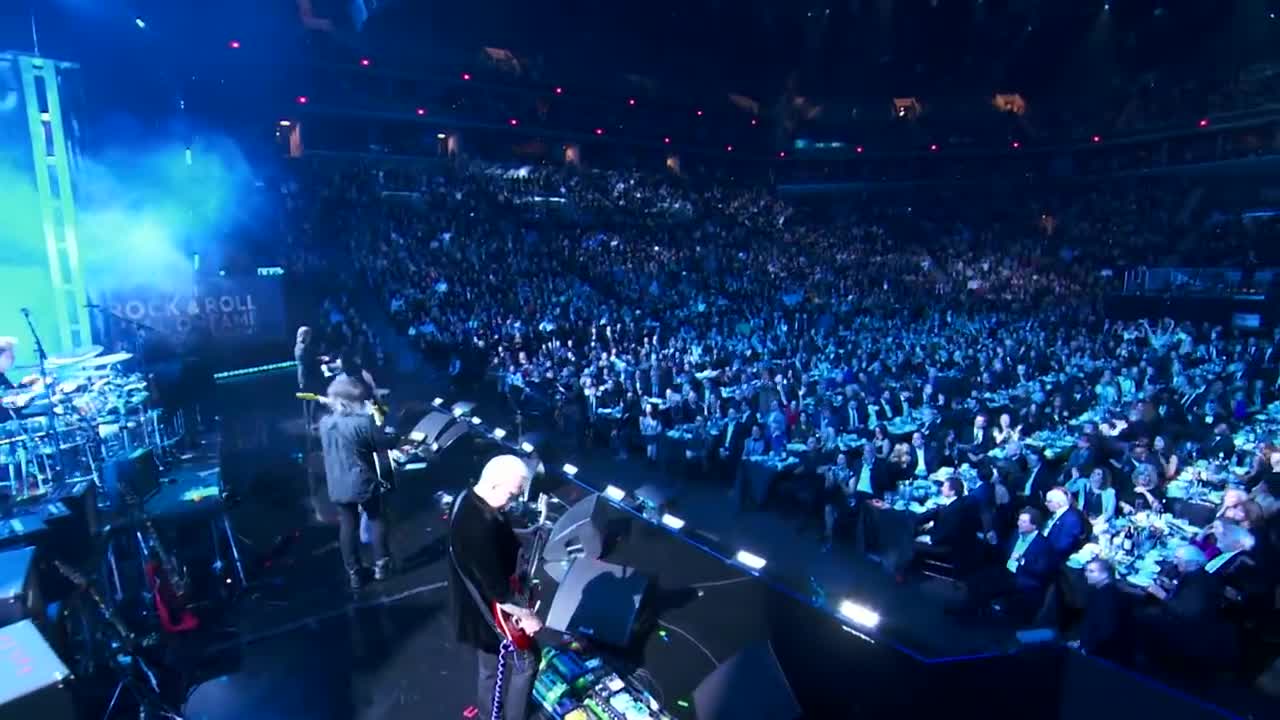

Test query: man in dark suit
[1017,449,1054,509]
[717,407,749,484]
[905,431,941,479]
[961,413,996,464]
[1072,558,1133,662]
[951,507,1055,620]
[916,476,977,549]
[1137,545,1236,670]
[1042,487,1088,563]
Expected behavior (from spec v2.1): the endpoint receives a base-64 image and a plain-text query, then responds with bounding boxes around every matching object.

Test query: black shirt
[0,373,13,392]
[449,489,520,653]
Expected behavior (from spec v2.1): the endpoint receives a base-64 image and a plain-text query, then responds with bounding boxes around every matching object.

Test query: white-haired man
[449,454,541,720]
[0,336,17,392]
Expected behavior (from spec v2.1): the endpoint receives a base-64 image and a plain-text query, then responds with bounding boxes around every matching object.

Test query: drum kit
[1,345,181,500]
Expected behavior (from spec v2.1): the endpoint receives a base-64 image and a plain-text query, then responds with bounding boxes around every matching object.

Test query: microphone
[19,308,30,316]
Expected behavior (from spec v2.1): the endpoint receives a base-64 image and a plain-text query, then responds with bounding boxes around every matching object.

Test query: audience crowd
[285,152,1280,695]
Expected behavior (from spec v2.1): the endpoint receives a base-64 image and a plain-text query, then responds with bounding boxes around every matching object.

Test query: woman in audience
[1068,467,1117,527]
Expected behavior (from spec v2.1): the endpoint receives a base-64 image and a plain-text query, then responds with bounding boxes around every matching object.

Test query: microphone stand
[19,308,63,482]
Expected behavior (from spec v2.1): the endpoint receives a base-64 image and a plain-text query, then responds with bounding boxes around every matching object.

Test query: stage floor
[159,370,1267,720]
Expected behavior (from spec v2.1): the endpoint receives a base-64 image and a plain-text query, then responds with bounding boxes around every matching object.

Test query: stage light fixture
[628,98,636,106]
[470,416,483,425]
[278,120,292,127]
[562,463,579,477]
[462,72,472,81]
[135,17,147,29]
[594,128,604,135]
[663,137,670,144]
[695,109,703,116]
[436,132,447,140]
[778,151,786,158]
[929,143,939,151]
[360,58,371,67]
[432,397,445,407]
[1011,141,1020,149]
[735,550,767,571]
[417,108,426,116]
[855,146,864,153]
[296,95,308,104]
[725,145,733,152]
[554,87,563,94]
[1198,118,1209,128]
[660,514,686,530]
[509,118,519,126]
[751,118,758,126]
[451,407,465,417]
[492,427,507,439]
[520,441,535,453]
[1092,135,1101,143]
[229,40,241,49]
[838,601,881,629]
[603,485,626,502]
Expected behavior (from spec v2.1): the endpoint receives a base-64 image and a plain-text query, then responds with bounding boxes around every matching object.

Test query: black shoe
[374,557,393,581]
[348,569,365,591]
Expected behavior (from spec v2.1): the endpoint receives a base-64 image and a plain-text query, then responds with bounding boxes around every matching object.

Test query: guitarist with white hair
[449,454,543,720]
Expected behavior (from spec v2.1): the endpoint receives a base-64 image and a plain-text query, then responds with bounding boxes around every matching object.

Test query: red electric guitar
[492,494,550,651]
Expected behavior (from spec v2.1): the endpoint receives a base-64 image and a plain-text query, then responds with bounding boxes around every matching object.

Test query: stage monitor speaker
[0,546,39,626]
[692,641,800,720]
[101,448,160,504]
[543,494,604,566]
[0,619,75,720]
[545,557,649,649]
[408,410,455,445]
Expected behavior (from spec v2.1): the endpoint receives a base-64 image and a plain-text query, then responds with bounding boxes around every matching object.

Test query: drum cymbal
[77,352,134,369]
[47,345,105,368]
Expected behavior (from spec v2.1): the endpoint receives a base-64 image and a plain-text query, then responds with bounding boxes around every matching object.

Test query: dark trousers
[476,645,538,720]
[335,495,389,572]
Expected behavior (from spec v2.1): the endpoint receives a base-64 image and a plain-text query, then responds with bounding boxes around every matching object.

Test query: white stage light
[838,600,881,629]
[562,463,578,476]
[660,514,686,530]
[492,427,507,439]
[603,485,626,502]
[520,441,535,453]
[470,416,482,425]
[432,397,445,407]
[735,550,767,570]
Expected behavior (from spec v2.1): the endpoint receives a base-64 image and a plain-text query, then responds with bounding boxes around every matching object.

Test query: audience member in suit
[1137,545,1237,672]
[1017,449,1054,510]
[1042,487,1089,563]
[905,431,941,479]
[950,507,1055,621]
[915,476,982,566]
[1071,558,1133,663]
[717,407,749,483]
[961,413,996,464]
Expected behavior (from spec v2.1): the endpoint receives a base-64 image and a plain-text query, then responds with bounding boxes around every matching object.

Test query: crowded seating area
[284,152,1280,692]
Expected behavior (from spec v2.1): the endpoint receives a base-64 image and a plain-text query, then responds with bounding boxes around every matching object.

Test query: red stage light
[1092,135,1101,143]
[778,151,786,158]
[462,72,472,81]
[416,108,426,116]
[1011,141,1020,149]
[594,128,604,135]
[509,118,518,126]
[726,145,733,152]
[1198,118,1209,128]
[296,95,308,104]
[663,137,670,144]
[628,98,636,106]
[750,118,758,126]
[855,146,864,153]
[695,110,703,117]
[929,144,939,151]
[228,40,241,49]
[554,87,563,94]
[360,58,371,67]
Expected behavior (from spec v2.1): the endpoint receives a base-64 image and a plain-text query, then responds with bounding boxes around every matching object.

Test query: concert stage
[160,371,1256,720]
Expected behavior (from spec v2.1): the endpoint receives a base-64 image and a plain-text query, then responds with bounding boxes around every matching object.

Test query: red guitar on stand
[492,495,550,650]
